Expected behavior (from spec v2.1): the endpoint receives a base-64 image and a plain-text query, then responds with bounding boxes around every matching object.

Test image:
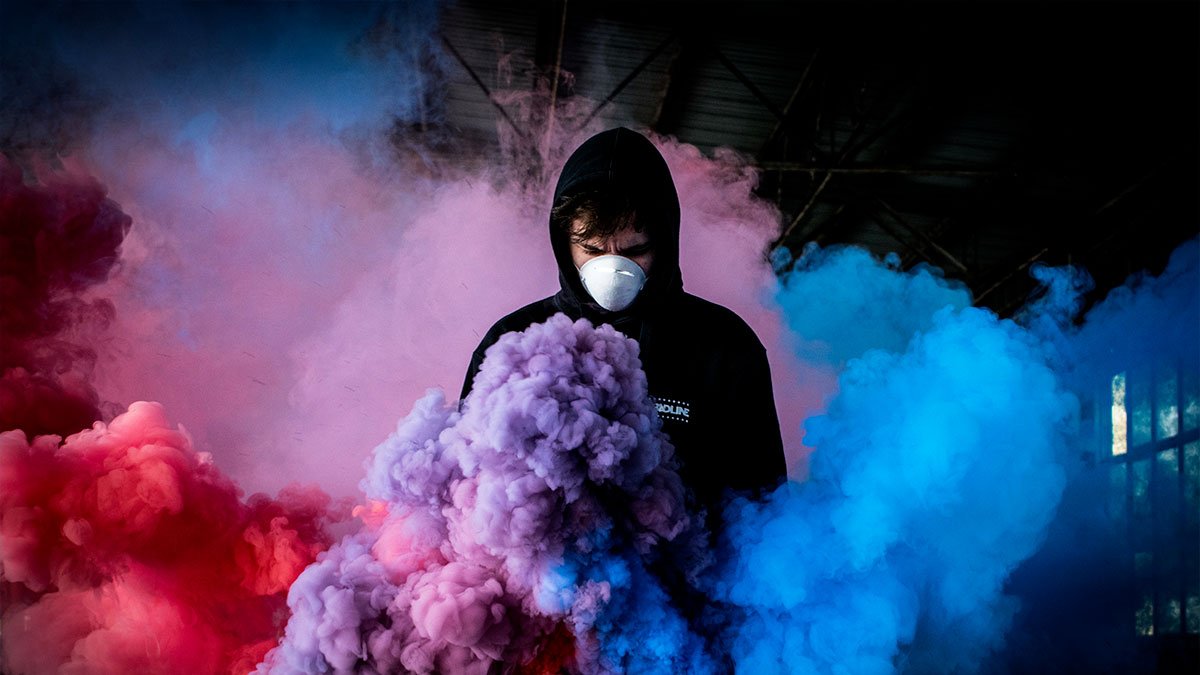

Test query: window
[1106,364,1200,638]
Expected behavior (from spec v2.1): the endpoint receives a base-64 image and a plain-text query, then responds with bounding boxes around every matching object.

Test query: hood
[549,127,682,320]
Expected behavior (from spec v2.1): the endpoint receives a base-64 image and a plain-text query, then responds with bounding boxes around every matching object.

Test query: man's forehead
[569,222,649,243]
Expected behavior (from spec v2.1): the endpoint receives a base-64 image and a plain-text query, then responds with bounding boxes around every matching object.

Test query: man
[461,127,786,522]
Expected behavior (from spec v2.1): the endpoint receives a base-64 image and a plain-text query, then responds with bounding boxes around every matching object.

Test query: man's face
[568,220,654,275]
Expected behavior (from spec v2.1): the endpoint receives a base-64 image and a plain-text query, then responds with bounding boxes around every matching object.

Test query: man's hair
[551,189,646,241]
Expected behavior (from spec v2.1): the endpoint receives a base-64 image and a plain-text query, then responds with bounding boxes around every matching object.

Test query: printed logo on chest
[650,396,692,424]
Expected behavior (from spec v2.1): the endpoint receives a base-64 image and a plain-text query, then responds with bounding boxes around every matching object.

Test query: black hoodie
[461,127,786,515]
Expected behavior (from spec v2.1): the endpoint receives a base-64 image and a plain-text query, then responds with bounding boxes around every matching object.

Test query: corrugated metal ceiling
[433,0,1198,315]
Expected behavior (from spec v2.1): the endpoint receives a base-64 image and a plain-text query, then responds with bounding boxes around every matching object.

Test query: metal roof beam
[875,197,969,274]
[651,33,700,135]
[574,32,677,132]
[757,48,820,158]
[440,34,531,143]
[758,163,1008,177]
[534,0,570,148]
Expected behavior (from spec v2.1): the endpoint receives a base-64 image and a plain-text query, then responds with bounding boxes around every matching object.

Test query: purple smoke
[261,314,710,673]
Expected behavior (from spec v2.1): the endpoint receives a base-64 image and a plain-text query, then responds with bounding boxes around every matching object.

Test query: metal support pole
[773,172,833,248]
[875,198,970,274]
[770,106,871,253]
[758,162,1008,177]
[758,48,820,157]
[543,0,569,152]
[839,94,920,164]
[1092,167,1158,218]
[575,32,677,131]
[441,35,530,142]
[872,213,938,267]
[973,247,1049,306]
[714,47,787,122]
[981,168,1162,312]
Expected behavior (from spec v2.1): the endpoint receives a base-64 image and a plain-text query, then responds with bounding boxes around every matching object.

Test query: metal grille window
[1107,365,1200,638]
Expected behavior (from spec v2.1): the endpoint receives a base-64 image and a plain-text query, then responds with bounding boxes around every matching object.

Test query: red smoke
[0,402,334,673]
[0,160,335,673]
[0,157,129,438]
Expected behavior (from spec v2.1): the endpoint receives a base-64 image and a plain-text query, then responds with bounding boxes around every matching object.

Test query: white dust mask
[578,255,647,312]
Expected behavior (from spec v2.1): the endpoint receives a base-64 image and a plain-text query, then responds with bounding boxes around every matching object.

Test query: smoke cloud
[261,315,709,674]
[2,1,1195,672]
[705,241,1198,673]
[0,156,129,437]
[707,247,1076,673]
[4,1,821,500]
[774,245,972,366]
[0,401,334,673]
[49,0,471,498]
[996,240,1200,673]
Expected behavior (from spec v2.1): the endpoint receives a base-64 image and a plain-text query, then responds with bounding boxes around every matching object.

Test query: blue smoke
[996,239,1200,673]
[13,1,440,140]
[774,245,971,366]
[712,241,1197,673]
[715,246,1075,672]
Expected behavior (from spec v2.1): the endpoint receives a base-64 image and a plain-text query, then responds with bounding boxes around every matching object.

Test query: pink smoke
[1,108,823,675]
[82,119,559,498]
[657,138,835,472]
[1,107,828,675]
[82,120,824,501]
